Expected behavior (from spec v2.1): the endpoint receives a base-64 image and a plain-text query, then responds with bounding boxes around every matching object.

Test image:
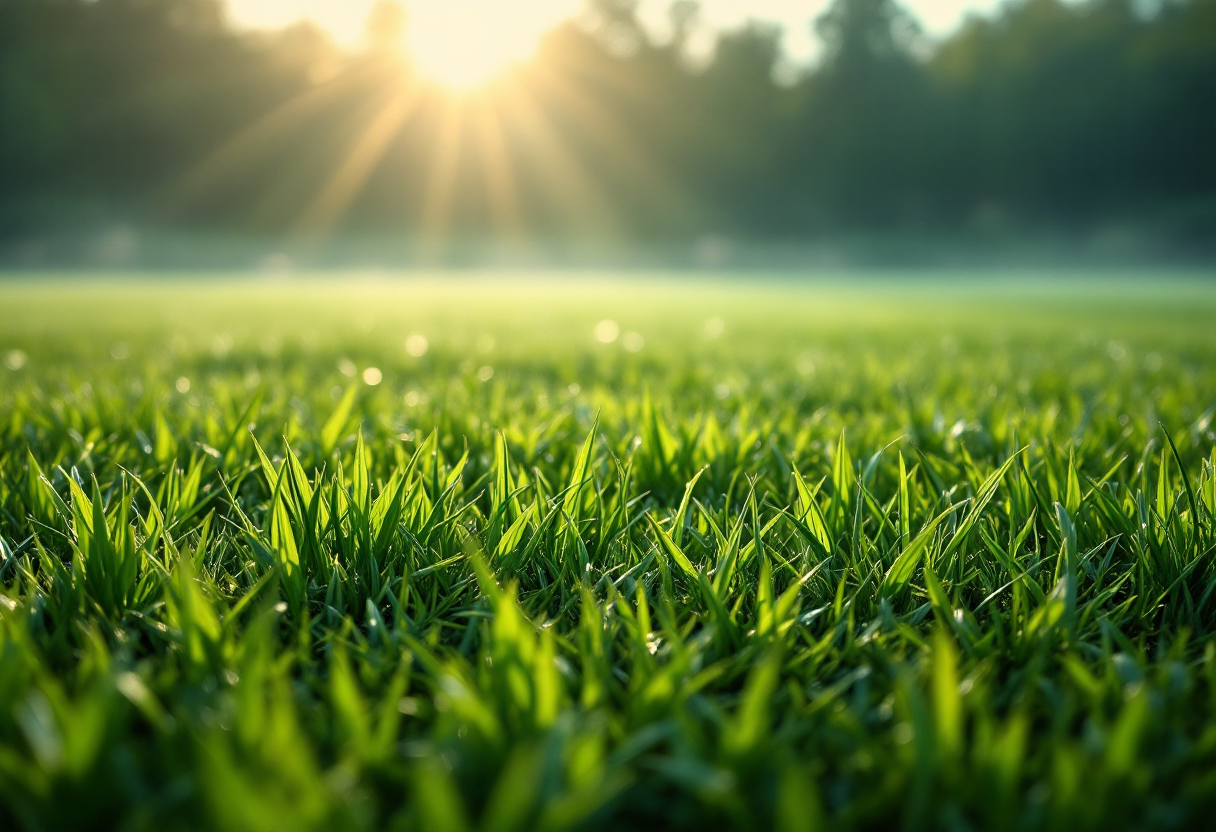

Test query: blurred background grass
[4,275,1214,446]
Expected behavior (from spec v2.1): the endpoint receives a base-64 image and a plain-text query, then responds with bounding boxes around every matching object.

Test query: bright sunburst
[407,2,551,89]
[195,0,643,243]
[227,1,570,89]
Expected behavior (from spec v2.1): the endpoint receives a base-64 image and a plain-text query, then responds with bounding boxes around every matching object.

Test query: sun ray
[417,98,468,256]
[158,69,366,219]
[523,64,694,228]
[294,87,420,238]
[469,96,524,238]
[489,81,620,239]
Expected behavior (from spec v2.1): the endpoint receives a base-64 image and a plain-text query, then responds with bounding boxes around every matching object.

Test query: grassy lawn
[1,273,1215,830]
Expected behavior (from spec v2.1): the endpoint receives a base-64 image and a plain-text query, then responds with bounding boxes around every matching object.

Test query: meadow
[1,273,1215,831]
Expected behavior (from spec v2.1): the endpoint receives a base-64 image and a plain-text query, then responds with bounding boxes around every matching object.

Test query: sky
[226,0,1007,85]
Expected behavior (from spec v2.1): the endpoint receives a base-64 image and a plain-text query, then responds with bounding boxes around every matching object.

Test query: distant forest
[1,0,1214,254]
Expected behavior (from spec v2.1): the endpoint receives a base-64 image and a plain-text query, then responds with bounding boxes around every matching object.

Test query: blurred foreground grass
[1,273,1216,830]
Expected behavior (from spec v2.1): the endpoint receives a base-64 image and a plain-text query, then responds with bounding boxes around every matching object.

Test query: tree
[792,0,932,228]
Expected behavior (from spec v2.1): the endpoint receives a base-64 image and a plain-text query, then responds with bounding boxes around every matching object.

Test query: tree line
[1,0,1213,248]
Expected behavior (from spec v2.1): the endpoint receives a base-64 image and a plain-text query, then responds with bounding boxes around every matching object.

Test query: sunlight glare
[406,2,550,90]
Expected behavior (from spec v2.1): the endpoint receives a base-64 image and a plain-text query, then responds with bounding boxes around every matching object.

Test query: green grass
[1,273,1215,831]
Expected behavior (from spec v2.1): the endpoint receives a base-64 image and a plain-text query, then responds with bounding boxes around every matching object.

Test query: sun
[226,1,566,90]
[405,2,550,90]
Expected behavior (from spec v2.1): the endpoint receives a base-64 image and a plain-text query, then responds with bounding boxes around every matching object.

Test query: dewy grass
[0,274,1215,831]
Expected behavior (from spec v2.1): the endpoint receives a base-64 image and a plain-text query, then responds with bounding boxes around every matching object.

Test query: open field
[2,273,1216,830]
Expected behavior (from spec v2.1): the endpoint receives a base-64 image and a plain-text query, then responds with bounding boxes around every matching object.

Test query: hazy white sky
[226,0,1006,70]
